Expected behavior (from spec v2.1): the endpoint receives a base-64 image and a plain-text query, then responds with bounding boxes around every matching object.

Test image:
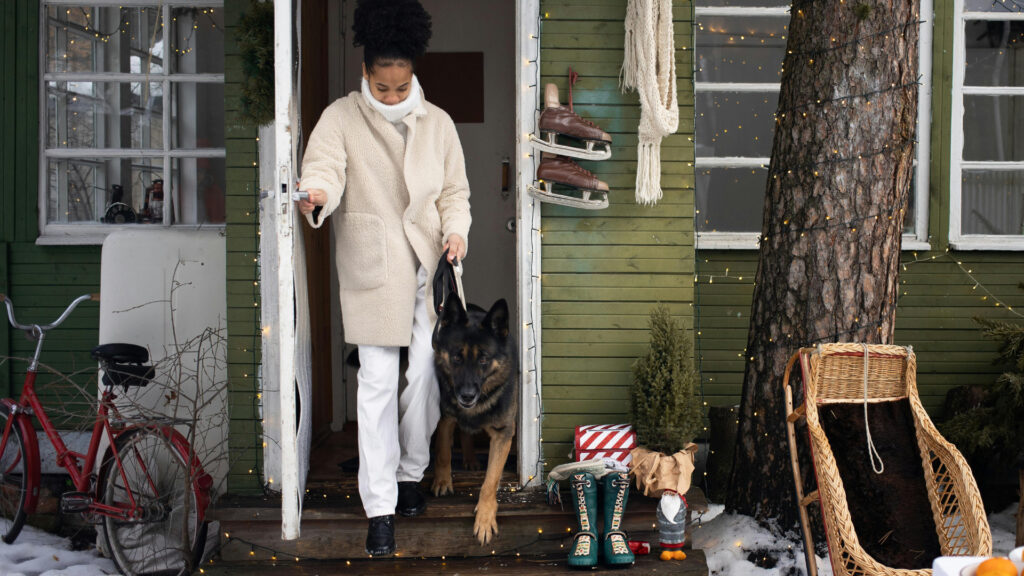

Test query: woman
[297,0,470,557]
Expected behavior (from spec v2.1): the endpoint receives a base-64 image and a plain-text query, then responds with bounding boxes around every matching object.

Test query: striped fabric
[574,424,637,465]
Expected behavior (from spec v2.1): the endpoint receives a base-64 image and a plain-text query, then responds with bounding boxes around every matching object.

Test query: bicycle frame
[0,293,211,522]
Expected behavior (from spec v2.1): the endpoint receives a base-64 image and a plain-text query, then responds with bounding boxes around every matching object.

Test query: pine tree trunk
[725,0,919,526]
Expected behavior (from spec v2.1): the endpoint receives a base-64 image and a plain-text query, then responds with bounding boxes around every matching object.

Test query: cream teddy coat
[300,92,472,346]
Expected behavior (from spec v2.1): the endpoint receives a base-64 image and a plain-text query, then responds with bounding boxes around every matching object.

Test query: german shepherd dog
[431,293,518,545]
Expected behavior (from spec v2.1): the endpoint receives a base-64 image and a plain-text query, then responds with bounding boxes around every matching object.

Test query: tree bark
[725,0,919,527]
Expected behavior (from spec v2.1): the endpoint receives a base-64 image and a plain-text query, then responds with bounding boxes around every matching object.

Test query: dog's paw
[463,455,482,471]
[473,499,499,545]
[431,473,454,497]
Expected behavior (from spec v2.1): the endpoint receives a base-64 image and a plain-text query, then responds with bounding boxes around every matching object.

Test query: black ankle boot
[397,481,426,517]
[365,515,396,557]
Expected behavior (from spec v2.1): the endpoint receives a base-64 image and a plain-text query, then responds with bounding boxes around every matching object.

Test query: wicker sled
[782,343,992,576]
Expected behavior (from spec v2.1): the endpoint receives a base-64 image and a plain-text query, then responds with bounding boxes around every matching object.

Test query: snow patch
[0,526,115,576]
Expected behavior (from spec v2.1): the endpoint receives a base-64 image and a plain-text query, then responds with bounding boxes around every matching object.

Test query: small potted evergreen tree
[941,296,1024,546]
[628,304,703,558]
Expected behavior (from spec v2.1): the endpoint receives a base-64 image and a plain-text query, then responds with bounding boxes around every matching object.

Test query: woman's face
[362,61,414,106]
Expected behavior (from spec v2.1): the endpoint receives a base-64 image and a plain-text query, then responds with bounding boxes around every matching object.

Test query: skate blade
[527,182,609,210]
[528,133,612,161]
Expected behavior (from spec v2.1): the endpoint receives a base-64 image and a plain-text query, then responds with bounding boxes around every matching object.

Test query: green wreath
[238,0,275,126]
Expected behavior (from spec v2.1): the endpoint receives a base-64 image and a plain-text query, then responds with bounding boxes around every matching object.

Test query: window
[693,1,931,250]
[40,2,225,244]
[951,0,1024,249]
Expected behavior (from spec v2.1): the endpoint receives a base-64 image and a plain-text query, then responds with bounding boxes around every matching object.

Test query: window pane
[170,157,226,225]
[961,170,1024,235]
[47,157,166,225]
[963,94,1024,162]
[696,92,777,156]
[964,0,1024,13]
[46,5,164,74]
[698,0,789,6]
[695,16,788,83]
[696,167,767,233]
[904,169,918,235]
[170,7,224,74]
[171,83,225,149]
[47,81,163,149]
[964,20,1024,87]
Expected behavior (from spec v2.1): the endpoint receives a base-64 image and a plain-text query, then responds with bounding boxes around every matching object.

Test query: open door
[259,0,313,541]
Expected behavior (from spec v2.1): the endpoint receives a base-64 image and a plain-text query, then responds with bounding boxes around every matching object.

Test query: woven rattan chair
[782,343,992,576]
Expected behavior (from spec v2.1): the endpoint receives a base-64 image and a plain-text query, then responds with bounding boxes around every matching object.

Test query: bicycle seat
[102,363,155,389]
[91,343,149,364]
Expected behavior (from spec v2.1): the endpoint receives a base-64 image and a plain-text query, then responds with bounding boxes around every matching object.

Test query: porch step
[202,548,708,575]
[210,474,707,561]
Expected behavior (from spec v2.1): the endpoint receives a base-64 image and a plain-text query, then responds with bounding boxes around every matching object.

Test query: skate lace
[572,163,597,178]
[571,111,598,129]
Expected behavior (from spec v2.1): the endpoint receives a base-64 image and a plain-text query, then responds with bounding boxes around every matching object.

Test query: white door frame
[264,0,546,517]
[516,0,543,490]
[273,0,301,540]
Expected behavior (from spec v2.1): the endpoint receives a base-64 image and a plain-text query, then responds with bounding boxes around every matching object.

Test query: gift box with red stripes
[574,423,636,465]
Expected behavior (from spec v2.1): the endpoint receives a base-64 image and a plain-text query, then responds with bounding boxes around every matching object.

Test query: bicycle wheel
[0,413,28,544]
[101,428,204,576]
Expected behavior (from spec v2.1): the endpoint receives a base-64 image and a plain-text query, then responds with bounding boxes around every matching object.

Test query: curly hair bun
[352,0,432,64]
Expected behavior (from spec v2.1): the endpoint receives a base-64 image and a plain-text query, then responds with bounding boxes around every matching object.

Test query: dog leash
[433,248,467,315]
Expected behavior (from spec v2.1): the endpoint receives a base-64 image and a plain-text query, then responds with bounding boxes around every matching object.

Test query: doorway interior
[299,0,519,485]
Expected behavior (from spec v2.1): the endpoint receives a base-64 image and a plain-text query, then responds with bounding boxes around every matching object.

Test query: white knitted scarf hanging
[622,0,679,206]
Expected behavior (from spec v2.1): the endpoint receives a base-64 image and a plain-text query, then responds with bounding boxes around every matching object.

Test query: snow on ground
[0,525,115,576]
[692,501,1021,576]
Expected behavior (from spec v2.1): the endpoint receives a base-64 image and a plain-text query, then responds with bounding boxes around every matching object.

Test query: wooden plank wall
[695,0,1024,417]
[223,3,264,495]
[0,1,102,408]
[538,0,696,468]
[695,252,1024,415]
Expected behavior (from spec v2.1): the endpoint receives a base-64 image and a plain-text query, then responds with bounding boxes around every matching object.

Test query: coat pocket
[334,212,388,291]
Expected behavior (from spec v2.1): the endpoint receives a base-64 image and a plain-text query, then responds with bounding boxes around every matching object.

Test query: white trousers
[356,265,441,518]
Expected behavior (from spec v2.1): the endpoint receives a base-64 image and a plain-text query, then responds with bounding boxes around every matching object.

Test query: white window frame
[693,2,931,251]
[950,0,1024,250]
[38,0,225,245]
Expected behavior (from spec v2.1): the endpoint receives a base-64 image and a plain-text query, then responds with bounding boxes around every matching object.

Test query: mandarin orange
[975,557,1018,576]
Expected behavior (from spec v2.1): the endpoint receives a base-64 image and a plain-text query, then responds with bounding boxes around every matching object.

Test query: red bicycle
[0,293,212,576]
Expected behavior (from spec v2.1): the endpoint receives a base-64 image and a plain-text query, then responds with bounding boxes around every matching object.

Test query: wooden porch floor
[210,427,707,573]
[201,549,708,575]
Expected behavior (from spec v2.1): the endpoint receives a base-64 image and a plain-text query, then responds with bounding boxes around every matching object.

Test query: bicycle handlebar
[0,293,99,334]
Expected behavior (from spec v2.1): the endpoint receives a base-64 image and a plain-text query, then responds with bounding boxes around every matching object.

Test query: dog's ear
[484,299,510,339]
[440,292,468,329]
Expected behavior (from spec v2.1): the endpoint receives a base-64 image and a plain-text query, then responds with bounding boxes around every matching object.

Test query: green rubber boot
[602,472,635,566]
[567,472,599,568]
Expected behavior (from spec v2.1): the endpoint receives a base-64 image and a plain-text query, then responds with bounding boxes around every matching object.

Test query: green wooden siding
[695,252,1024,415]
[1,1,102,406]
[539,0,696,468]
[694,0,1024,417]
[223,2,263,496]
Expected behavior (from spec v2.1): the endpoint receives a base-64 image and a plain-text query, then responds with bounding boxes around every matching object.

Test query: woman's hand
[297,188,327,215]
[444,234,467,263]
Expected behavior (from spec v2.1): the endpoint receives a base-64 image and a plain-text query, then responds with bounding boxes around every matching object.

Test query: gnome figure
[656,490,688,561]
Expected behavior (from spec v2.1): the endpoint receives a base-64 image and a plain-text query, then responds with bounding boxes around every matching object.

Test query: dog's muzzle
[457,393,479,409]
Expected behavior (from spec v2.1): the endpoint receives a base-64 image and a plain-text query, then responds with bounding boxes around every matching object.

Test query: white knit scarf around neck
[622,0,679,206]
[361,74,423,123]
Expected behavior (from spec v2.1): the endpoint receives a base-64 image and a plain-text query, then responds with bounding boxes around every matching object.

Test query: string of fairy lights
[50,5,220,56]
[216,0,1024,566]
[692,0,1024,501]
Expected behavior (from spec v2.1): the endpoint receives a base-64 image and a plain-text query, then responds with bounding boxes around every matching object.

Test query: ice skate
[527,154,610,210]
[530,83,612,161]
